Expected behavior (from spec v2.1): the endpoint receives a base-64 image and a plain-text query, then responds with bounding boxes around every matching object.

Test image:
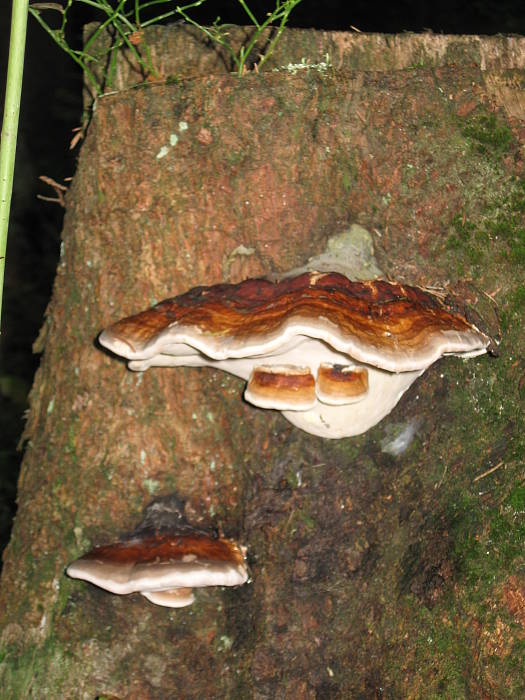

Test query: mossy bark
[1,29,524,699]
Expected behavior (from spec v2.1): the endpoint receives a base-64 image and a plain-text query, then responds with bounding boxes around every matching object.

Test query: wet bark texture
[1,28,524,699]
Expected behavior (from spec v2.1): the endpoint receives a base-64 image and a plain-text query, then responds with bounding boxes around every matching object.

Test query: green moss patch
[462,112,515,158]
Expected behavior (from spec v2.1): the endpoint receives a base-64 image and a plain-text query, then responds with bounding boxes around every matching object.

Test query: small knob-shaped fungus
[99,272,493,439]
[66,496,248,608]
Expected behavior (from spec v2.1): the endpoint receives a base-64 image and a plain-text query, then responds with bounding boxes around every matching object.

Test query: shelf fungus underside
[99,272,492,438]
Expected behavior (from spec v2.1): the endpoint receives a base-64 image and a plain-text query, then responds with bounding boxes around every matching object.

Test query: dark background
[1,0,525,560]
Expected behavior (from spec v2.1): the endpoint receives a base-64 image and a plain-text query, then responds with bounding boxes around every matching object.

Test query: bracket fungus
[99,272,493,438]
[66,496,248,608]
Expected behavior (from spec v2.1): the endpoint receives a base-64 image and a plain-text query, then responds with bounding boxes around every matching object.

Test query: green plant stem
[265,1,303,65]
[0,0,29,332]
[240,0,302,74]
[29,8,102,94]
[237,0,260,27]
[29,0,304,95]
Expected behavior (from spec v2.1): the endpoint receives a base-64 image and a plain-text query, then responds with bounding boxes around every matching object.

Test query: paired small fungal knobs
[67,270,493,607]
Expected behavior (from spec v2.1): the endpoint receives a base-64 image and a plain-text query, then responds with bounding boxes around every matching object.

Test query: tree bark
[1,28,524,699]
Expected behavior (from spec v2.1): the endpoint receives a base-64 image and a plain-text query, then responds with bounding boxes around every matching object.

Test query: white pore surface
[140,587,195,608]
[122,337,424,438]
[283,366,423,438]
[99,320,487,438]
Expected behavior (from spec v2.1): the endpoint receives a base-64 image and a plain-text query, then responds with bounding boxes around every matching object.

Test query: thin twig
[39,175,67,191]
[480,286,501,306]
[473,461,504,483]
[69,126,84,150]
[37,175,68,207]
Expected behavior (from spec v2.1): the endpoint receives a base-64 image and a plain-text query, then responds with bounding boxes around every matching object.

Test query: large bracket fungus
[99,272,492,438]
[67,496,248,608]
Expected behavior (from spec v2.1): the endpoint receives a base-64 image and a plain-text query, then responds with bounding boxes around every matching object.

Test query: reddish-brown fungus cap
[67,532,248,601]
[245,365,316,411]
[99,272,491,373]
[316,363,369,405]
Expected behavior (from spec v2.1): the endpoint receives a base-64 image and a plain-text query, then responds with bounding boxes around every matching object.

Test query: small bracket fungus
[99,272,493,439]
[66,496,248,608]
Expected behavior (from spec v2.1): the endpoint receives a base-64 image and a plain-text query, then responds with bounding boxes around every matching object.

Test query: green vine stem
[0,0,29,332]
[29,1,304,95]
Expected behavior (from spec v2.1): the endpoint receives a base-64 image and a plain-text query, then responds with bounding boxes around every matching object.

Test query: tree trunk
[1,28,524,699]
